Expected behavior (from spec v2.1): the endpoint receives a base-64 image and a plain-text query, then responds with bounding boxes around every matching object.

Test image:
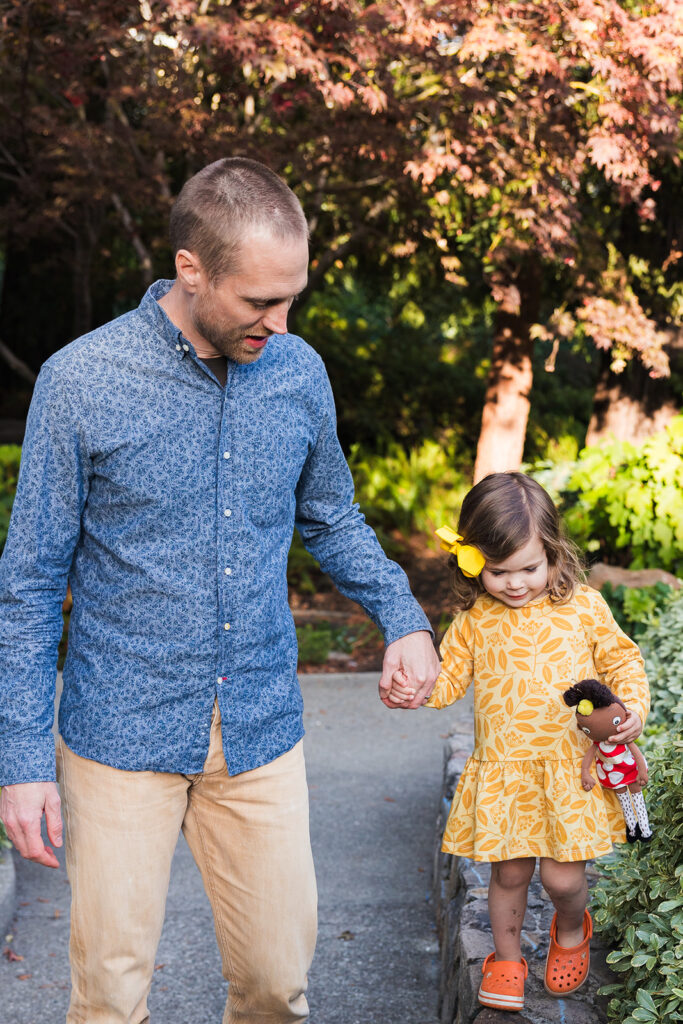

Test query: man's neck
[157,281,222,359]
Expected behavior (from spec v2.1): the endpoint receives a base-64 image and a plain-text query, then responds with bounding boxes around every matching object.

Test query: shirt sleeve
[294,369,431,646]
[579,588,651,725]
[0,364,91,785]
[425,613,474,708]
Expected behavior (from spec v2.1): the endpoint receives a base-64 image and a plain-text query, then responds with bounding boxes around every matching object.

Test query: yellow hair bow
[577,699,594,716]
[435,526,486,578]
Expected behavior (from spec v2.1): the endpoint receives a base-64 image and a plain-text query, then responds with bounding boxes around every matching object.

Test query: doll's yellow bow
[435,526,486,578]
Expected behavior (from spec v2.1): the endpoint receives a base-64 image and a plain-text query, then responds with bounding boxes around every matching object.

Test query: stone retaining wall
[0,848,16,940]
[433,722,615,1024]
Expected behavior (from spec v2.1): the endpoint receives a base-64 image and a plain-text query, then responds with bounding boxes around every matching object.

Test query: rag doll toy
[563,678,653,843]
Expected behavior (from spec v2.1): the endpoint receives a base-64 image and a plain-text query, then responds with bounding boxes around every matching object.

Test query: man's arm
[294,365,437,701]
[0,364,90,864]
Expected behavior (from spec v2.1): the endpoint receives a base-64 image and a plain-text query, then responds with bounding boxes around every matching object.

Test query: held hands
[386,669,416,706]
[0,781,63,869]
[609,708,643,746]
[378,630,440,710]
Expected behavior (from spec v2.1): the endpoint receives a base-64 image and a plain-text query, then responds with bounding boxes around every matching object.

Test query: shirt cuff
[0,734,57,787]
[380,599,433,647]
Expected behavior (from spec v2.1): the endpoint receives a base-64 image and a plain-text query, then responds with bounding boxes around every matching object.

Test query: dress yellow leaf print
[427,586,650,863]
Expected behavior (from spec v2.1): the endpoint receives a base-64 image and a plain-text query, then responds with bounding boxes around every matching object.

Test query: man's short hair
[169,158,308,281]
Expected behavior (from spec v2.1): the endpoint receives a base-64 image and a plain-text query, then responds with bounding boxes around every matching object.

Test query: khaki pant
[56,704,317,1024]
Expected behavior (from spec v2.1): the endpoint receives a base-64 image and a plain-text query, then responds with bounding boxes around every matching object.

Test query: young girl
[390,472,650,1013]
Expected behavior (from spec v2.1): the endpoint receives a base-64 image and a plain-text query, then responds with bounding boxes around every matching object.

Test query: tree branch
[110,192,154,287]
[0,338,36,384]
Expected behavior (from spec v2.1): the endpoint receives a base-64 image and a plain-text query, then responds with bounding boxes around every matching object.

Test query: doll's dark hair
[448,472,584,611]
[563,678,626,712]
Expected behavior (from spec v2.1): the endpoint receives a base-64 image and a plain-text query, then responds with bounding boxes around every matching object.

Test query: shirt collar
[139,279,188,357]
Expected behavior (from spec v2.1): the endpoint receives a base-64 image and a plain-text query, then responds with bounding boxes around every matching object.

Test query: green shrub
[599,581,676,640]
[287,436,470,590]
[593,737,683,1024]
[288,530,326,595]
[347,435,470,538]
[0,444,22,554]
[562,416,683,574]
[592,590,683,1022]
[639,590,683,735]
[298,258,490,454]
[295,621,374,665]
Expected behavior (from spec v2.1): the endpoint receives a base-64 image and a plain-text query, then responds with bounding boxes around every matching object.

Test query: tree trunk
[586,351,679,446]
[72,228,95,340]
[473,269,541,482]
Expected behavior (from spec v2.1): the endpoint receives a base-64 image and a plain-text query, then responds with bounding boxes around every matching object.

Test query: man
[0,157,439,1023]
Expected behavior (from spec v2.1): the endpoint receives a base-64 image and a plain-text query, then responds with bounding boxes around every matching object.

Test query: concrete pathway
[1,673,457,1022]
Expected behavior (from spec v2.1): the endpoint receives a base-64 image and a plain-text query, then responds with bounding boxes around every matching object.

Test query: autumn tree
[392,1,683,478]
[0,0,432,354]
[1,0,682,471]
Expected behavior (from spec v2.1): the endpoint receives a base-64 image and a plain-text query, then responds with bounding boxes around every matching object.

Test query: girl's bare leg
[539,859,589,947]
[488,858,536,961]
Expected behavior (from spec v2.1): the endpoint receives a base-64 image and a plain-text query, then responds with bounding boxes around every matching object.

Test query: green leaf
[631,1008,656,1022]
[636,990,658,1013]
[659,899,683,913]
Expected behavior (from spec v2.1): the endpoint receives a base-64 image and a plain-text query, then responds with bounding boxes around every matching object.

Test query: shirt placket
[216,368,234,695]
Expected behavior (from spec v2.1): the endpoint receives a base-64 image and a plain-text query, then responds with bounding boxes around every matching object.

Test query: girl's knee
[540,860,586,901]
[491,857,535,890]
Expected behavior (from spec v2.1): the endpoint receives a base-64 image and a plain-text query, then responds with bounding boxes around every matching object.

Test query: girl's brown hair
[448,472,584,610]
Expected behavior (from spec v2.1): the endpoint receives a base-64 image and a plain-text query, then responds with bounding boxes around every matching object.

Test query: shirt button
[224,567,232,575]
[224,509,232,517]
[175,344,182,351]
[224,623,231,631]
[182,344,190,352]
[217,676,223,685]
[223,451,231,459]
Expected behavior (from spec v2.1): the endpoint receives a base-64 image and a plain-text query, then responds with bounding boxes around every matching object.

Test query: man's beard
[192,296,265,365]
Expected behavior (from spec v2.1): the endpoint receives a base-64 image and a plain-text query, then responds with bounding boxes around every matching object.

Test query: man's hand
[385,669,416,706]
[609,709,643,745]
[379,630,440,709]
[0,782,63,869]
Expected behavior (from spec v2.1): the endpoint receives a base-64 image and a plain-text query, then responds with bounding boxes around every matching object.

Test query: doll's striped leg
[615,788,639,839]
[630,789,653,839]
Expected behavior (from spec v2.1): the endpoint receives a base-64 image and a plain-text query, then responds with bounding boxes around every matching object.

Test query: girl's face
[481,533,549,608]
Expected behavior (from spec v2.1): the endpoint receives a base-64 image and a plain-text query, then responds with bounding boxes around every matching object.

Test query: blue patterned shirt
[0,281,431,786]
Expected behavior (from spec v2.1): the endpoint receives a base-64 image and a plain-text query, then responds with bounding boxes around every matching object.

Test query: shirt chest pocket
[241,437,310,527]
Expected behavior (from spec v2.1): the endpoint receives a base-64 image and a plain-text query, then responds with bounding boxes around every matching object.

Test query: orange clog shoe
[544,909,593,996]
[478,952,528,1012]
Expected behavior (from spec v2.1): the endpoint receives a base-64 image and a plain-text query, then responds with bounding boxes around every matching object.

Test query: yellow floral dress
[427,585,650,863]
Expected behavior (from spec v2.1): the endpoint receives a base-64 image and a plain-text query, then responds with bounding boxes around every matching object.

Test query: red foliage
[0,0,681,372]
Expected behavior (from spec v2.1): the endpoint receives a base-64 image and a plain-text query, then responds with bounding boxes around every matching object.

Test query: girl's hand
[581,773,596,792]
[379,631,439,709]
[609,709,643,745]
[386,669,416,707]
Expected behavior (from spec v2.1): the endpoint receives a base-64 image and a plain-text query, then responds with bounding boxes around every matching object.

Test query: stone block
[474,1011,535,1024]
[0,849,16,939]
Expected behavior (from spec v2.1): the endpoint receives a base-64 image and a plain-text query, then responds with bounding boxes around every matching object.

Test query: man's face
[191,228,309,363]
